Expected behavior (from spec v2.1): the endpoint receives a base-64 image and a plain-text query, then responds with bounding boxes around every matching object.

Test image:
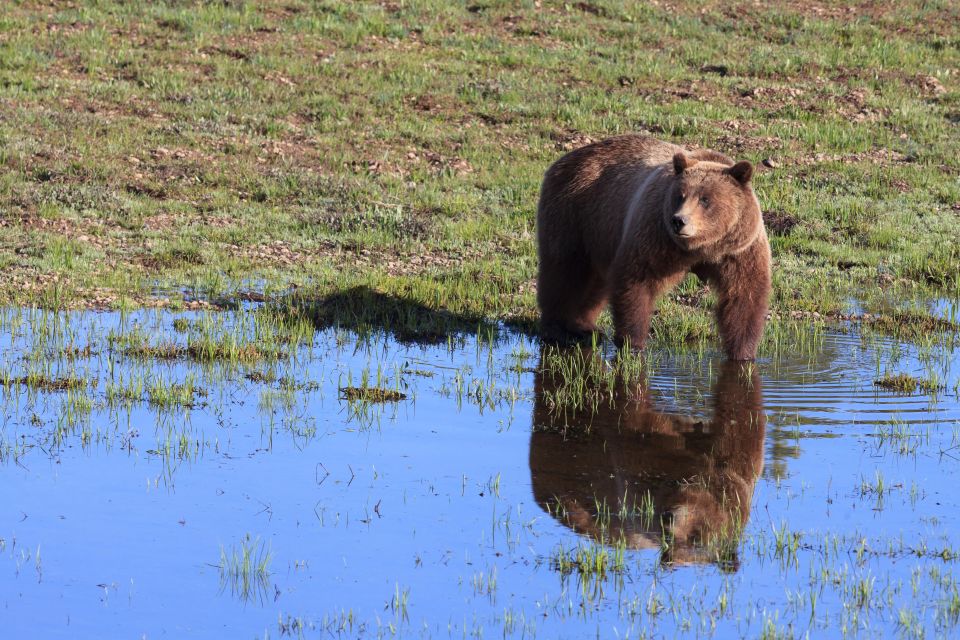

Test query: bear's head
[664,152,764,257]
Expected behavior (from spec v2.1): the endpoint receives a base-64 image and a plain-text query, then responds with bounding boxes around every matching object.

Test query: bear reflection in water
[530,351,765,569]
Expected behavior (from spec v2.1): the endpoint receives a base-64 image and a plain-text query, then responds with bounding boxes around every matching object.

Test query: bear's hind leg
[567,271,609,336]
[538,257,608,342]
[610,266,687,350]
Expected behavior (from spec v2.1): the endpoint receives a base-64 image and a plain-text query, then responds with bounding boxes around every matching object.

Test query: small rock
[761,158,778,169]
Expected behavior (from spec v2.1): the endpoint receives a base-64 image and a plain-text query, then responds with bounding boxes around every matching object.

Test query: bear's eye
[699,196,710,208]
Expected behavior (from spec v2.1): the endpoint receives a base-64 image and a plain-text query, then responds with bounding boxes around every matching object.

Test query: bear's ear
[725,161,753,185]
[673,152,696,175]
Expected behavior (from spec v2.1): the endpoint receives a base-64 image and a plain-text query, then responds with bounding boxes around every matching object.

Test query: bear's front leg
[711,242,772,361]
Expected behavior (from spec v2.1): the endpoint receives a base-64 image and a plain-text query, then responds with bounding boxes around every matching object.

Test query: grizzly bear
[536,135,771,360]
[530,351,766,567]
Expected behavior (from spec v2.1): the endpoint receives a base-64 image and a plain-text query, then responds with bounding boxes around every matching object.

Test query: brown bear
[536,135,771,360]
[530,350,766,568]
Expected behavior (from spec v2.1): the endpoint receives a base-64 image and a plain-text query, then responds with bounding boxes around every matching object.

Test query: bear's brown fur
[536,134,771,360]
[530,351,765,567]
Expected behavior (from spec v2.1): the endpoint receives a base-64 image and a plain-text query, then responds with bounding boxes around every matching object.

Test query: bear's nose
[671,214,688,233]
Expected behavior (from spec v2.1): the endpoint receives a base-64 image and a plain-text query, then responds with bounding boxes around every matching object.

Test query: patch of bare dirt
[347,158,402,178]
[12,211,77,235]
[0,266,221,310]
[735,84,807,111]
[410,94,442,112]
[799,2,873,19]
[198,213,237,228]
[714,133,784,154]
[230,235,511,281]
[626,79,722,106]
[237,240,305,267]
[763,210,799,235]
[143,213,179,230]
[890,179,912,193]
[551,131,595,151]
[497,133,532,153]
[573,2,602,16]
[350,145,473,179]
[835,88,888,122]
[10,210,114,252]
[912,74,947,98]
[415,149,474,175]
[794,148,910,166]
[734,83,887,123]
[201,46,251,62]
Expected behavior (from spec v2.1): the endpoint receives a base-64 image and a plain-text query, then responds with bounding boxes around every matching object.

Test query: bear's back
[543,135,679,199]
[537,135,682,272]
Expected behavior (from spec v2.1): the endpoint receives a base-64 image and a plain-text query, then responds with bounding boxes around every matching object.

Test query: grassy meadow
[0,0,957,338]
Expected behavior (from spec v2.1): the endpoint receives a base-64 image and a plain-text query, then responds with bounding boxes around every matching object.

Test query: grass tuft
[1,375,86,392]
[339,386,407,403]
[874,372,944,394]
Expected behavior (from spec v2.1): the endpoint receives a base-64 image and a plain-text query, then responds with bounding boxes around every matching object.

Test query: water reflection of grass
[217,534,272,605]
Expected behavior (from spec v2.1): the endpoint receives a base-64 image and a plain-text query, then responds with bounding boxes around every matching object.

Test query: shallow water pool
[1,309,959,638]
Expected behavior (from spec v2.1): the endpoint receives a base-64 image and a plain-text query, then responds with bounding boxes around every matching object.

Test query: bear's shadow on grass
[285,285,539,344]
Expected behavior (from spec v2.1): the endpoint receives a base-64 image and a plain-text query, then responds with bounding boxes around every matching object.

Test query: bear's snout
[671,213,690,234]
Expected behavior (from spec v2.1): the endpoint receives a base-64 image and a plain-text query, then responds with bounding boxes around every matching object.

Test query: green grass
[874,371,945,394]
[549,538,627,586]
[0,373,86,392]
[218,534,272,604]
[0,0,958,342]
[339,386,407,402]
[147,373,202,408]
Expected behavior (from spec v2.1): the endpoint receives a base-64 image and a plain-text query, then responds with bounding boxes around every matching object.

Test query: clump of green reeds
[147,374,202,409]
[339,386,407,402]
[549,537,628,600]
[110,309,314,365]
[218,534,272,604]
[537,339,646,423]
[0,373,86,392]
[874,372,944,394]
[869,310,960,342]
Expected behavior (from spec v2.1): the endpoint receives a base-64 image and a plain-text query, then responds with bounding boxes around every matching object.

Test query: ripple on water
[636,330,958,429]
